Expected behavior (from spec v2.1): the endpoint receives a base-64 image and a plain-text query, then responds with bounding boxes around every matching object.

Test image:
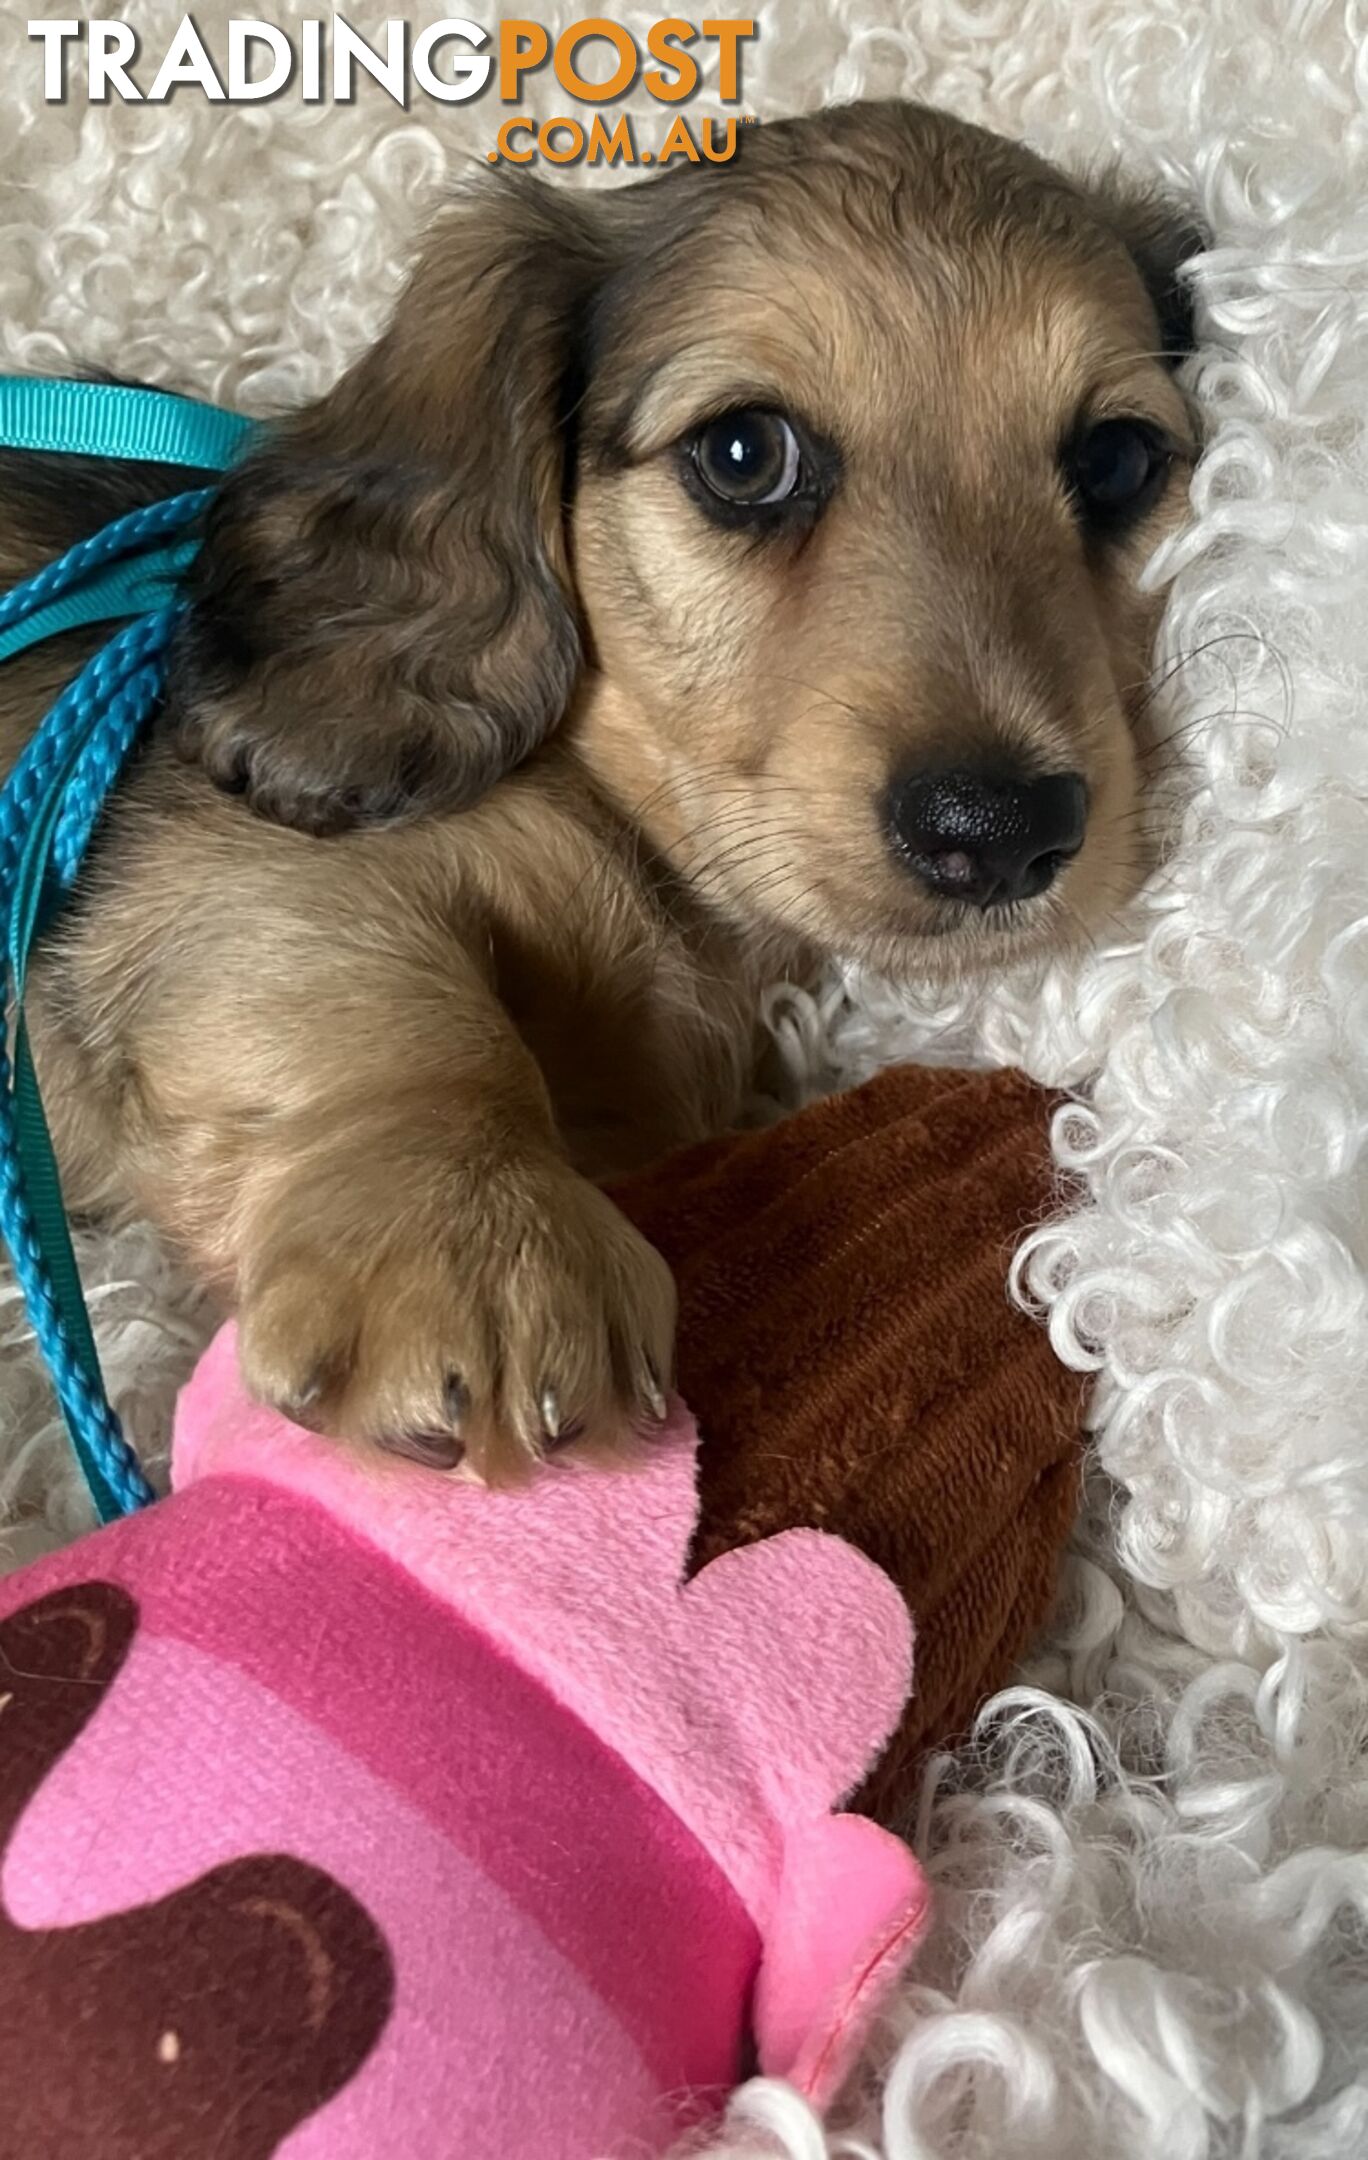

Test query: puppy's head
[180,101,1201,974]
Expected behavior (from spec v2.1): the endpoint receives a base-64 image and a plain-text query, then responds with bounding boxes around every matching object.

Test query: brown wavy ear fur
[1087,170,1206,362]
[173,172,611,835]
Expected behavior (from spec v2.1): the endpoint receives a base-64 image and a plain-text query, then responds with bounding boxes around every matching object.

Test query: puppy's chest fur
[465,759,799,1176]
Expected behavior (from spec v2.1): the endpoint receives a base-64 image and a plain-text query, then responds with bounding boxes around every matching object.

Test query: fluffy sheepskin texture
[3,3,1368,2154]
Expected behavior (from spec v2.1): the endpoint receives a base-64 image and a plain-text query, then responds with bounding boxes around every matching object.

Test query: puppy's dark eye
[1067,419,1170,526]
[691,409,803,508]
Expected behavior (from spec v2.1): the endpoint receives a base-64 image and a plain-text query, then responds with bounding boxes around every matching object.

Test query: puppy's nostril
[889,768,1089,909]
[921,846,983,899]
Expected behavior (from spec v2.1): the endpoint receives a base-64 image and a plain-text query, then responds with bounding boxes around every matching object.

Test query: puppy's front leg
[237,1036,675,1481]
[98,879,677,1484]
[239,1009,677,1481]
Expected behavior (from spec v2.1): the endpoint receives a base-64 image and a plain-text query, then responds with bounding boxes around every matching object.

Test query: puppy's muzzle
[888,767,1089,908]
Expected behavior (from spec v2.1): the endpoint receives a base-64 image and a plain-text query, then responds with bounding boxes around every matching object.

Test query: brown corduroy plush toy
[613,1061,1084,1823]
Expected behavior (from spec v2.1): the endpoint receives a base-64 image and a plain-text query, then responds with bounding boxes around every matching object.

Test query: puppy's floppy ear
[1088,171,1207,363]
[175,172,610,834]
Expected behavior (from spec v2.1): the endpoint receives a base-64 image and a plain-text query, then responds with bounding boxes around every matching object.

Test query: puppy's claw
[442,1371,469,1428]
[638,1363,669,1426]
[381,1428,465,1471]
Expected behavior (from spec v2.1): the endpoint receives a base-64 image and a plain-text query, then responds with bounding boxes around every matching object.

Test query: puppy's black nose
[889,768,1089,908]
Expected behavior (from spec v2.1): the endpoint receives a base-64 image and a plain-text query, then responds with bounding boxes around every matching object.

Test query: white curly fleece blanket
[3,5,1367,2155]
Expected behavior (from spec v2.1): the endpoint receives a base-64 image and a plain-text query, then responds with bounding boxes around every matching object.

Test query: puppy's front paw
[237,1163,677,1484]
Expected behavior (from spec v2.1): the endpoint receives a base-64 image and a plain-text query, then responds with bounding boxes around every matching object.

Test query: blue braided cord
[0,490,213,637]
[0,610,182,1518]
[0,609,181,889]
[0,540,199,669]
[54,648,177,881]
[0,518,203,1520]
[0,1048,153,1516]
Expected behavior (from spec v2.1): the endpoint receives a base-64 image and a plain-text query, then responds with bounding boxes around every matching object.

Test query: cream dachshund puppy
[0,100,1200,1480]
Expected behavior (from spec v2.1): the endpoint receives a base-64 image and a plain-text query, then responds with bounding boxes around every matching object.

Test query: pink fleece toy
[0,1325,928,2160]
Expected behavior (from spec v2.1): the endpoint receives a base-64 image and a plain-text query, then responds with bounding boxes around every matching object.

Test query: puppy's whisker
[1136,704,1291,766]
[1125,628,1287,719]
